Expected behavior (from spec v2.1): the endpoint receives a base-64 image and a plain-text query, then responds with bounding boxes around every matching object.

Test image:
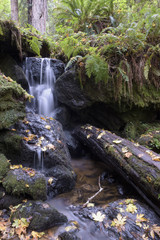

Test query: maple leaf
[117,207,125,213]
[124,152,133,158]
[46,144,56,150]
[152,156,160,162]
[136,214,148,227]
[65,225,77,232]
[111,214,127,231]
[122,147,128,153]
[150,224,160,238]
[31,231,45,239]
[45,125,51,130]
[10,165,23,170]
[48,177,54,185]
[92,211,105,222]
[113,139,122,144]
[126,204,137,214]
[97,131,105,139]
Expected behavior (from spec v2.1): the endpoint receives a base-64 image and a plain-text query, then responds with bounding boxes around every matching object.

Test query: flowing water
[25,57,56,116]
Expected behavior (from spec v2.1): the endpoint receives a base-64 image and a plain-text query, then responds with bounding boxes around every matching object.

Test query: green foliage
[85,54,109,84]
[28,36,42,56]
[53,0,114,33]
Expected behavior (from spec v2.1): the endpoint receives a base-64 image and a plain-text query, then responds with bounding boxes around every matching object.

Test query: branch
[82,176,103,208]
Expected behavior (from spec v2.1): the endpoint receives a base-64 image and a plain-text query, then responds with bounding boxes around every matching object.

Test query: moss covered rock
[11,201,68,231]
[0,154,10,180]
[2,168,47,200]
[0,73,28,129]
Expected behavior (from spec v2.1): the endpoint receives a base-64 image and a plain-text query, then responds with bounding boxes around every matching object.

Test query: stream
[22,57,158,240]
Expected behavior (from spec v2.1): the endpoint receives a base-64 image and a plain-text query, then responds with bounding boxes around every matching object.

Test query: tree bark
[28,0,47,34]
[10,0,19,23]
[75,124,160,216]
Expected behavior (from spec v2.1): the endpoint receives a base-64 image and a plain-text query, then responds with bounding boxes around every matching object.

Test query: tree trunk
[28,0,47,34]
[75,124,160,216]
[10,0,19,23]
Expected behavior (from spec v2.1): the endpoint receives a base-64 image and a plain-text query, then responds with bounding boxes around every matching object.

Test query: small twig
[82,176,104,208]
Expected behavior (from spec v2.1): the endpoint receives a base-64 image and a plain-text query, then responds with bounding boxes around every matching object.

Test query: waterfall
[25,57,56,116]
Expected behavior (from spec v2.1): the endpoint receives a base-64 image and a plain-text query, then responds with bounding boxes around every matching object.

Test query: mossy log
[75,124,160,216]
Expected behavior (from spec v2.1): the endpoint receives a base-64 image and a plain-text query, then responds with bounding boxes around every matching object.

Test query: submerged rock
[11,201,68,231]
[2,168,47,200]
[0,112,76,196]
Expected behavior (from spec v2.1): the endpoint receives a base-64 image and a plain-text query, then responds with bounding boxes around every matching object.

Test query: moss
[0,73,27,129]
[0,154,10,180]
[2,169,47,200]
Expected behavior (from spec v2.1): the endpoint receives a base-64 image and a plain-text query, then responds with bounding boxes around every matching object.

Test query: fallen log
[75,124,160,216]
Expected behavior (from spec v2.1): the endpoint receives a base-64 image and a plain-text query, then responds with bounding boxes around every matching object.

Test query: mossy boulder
[2,168,47,200]
[55,67,160,131]
[11,201,68,231]
[0,154,10,180]
[0,73,28,129]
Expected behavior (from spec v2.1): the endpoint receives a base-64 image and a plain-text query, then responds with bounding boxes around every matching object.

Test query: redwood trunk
[28,0,47,34]
[11,0,19,23]
[75,124,160,216]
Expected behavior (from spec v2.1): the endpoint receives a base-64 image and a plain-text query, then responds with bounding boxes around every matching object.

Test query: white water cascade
[25,57,56,116]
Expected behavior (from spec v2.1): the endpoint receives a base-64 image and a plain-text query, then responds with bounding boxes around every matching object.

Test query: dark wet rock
[59,232,80,240]
[46,165,76,197]
[0,54,29,90]
[69,199,160,240]
[54,106,71,128]
[64,131,84,158]
[0,154,10,180]
[2,168,47,200]
[0,186,23,210]
[0,112,75,196]
[0,73,27,129]
[55,69,91,110]
[11,201,68,231]
[24,57,65,84]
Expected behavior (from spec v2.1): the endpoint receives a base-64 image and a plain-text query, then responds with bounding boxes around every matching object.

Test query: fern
[144,54,153,80]
[85,54,109,84]
[65,55,83,70]
[28,36,42,56]
[118,60,131,82]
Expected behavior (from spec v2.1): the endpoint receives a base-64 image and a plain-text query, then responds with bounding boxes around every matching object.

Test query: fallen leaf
[97,132,105,139]
[45,125,51,130]
[31,231,45,239]
[87,203,95,207]
[41,146,47,151]
[126,203,137,214]
[87,134,91,139]
[150,224,160,238]
[65,225,77,232]
[113,139,122,144]
[46,144,55,150]
[10,165,23,170]
[92,211,105,222]
[122,147,128,153]
[48,178,54,185]
[136,214,148,227]
[138,154,144,158]
[111,213,126,231]
[25,184,29,188]
[11,129,16,131]
[152,156,160,162]
[124,152,132,158]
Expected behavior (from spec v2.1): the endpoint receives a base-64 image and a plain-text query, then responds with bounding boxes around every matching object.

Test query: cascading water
[24,57,58,170]
[25,57,56,116]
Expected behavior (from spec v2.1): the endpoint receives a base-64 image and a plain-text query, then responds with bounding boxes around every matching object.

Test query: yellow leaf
[87,203,95,207]
[46,144,56,150]
[25,184,29,188]
[113,139,122,144]
[40,117,46,121]
[45,125,51,130]
[65,225,77,232]
[31,231,45,239]
[41,146,47,152]
[136,214,148,227]
[10,165,22,170]
[11,129,16,131]
[87,134,91,139]
[48,177,54,185]
[126,204,137,214]
[97,132,105,139]
[122,147,128,153]
[152,156,160,162]
[92,211,105,222]
[111,213,126,231]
